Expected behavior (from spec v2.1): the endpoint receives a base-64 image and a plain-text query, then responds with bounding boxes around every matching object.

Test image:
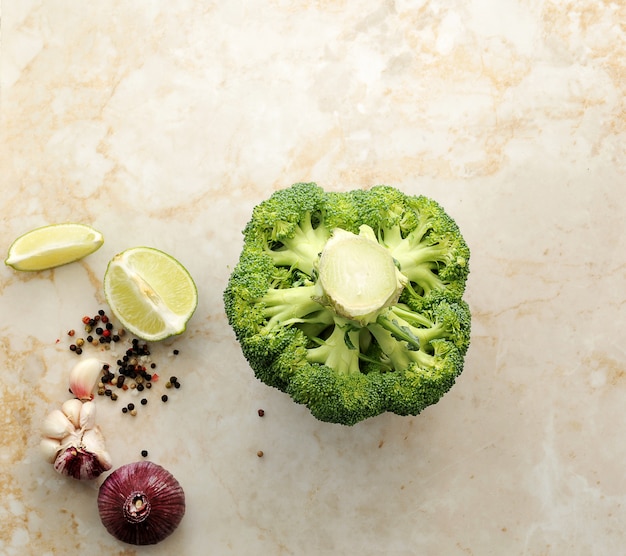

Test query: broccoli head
[223,183,471,425]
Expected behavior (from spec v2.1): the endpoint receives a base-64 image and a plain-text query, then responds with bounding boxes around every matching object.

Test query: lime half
[5,223,104,271]
[103,247,198,341]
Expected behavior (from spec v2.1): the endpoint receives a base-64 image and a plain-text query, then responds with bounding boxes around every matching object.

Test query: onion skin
[97,461,185,545]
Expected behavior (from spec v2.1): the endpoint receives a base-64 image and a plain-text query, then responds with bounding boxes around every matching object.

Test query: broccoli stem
[376,305,445,349]
[306,321,362,375]
[397,264,445,295]
[266,212,330,276]
[262,283,326,329]
[374,313,421,351]
[368,322,432,372]
[381,224,451,292]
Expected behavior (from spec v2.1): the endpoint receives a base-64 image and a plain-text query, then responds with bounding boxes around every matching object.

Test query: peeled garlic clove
[40,437,62,463]
[42,409,74,440]
[54,446,112,480]
[79,400,97,430]
[98,461,185,545]
[69,357,104,401]
[61,398,83,428]
[82,426,112,470]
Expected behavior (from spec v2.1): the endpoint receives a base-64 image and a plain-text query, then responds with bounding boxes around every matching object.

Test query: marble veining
[2,1,626,554]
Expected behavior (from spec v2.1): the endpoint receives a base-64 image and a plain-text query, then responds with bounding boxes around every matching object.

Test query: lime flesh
[5,223,104,271]
[103,247,197,341]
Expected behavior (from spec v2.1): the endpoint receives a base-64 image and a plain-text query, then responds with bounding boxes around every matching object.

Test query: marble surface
[1,1,625,554]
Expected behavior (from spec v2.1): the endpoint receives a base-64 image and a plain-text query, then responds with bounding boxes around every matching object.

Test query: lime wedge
[103,247,198,341]
[5,223,104,271]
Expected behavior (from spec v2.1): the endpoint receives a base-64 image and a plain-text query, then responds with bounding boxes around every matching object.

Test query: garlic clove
[42,409,74,440]
[69,357,104,401]
[61,398,83,428]
[40,437,62,463]
[54,446,111,480]
[81,426,112,470]
[79,400,97,430]
[58,429,81,453]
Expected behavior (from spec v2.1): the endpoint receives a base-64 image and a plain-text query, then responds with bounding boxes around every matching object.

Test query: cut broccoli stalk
[318,226,408,325]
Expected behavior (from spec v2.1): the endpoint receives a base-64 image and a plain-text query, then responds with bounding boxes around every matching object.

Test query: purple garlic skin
[98,461,186,545]
[54,446,111,480]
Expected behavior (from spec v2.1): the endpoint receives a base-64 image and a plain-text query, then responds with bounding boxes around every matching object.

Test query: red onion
[97,461,185,545]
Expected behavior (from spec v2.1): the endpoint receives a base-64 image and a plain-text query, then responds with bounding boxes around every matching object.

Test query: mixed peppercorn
[66,310,182,416]
[65,309,269,461]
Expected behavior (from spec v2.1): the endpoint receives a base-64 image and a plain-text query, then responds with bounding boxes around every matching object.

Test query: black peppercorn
[140,398,147,405]
[161,395,168,402]
[141,450,148,458]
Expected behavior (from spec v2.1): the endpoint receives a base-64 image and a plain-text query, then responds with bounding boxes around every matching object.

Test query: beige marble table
[2,1,625,554]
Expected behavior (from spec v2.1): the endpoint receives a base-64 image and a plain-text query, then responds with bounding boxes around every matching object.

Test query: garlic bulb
[40,400,112,480]
[98,461,186,545]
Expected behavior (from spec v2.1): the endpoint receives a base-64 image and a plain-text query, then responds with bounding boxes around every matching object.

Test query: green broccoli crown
[224,182,471,425]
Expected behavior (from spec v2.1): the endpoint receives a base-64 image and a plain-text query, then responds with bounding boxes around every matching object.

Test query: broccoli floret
[223,183,471,425]
[287,364,386,426]
[380,339,465,416]
[357,185,470,298]
[243,182,330,275]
